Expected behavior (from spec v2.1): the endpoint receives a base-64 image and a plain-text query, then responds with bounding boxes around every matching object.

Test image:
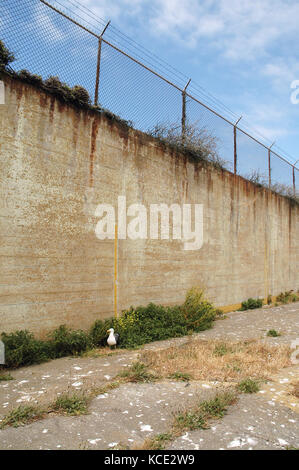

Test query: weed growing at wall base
[0,287,218,369]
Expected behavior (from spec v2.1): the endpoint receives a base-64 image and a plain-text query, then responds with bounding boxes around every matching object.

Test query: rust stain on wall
[49,96,55,124]
[1,74,298,336]
[89,117,99,187]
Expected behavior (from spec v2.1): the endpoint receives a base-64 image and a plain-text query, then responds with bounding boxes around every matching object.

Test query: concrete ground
[0,302,298,450]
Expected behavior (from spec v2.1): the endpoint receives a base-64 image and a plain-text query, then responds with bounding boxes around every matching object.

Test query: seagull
[107,328,119,349]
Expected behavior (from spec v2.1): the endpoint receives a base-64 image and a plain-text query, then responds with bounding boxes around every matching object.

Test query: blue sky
[1,0,298,181]
[71,0,299,164]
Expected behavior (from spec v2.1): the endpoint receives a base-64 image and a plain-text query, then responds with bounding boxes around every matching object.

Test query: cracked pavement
[0,302,298,450]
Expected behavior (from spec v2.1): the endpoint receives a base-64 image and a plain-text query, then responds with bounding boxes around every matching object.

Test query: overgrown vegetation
[148,121,227,170]
[237,378,260,394]
[1,287,219,370]
[0,40,132,128]
[245,169,299,204]
[0,39,15,70]
[90,287,218,350]
[238,298,263,311]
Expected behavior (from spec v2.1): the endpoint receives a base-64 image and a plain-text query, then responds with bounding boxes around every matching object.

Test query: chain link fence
[1,0,298,197]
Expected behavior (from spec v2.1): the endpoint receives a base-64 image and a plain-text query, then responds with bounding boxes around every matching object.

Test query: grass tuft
[0,372,14,382]
[118,361,159,383]
[52,393,88,416]
[0,405,44,429]
[173,390,236,433]
[267,329,281,337]
[237,378,260,394]
[168,371,192,382]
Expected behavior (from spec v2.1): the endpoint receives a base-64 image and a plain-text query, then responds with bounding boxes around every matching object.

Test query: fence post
[293,166,296,196]
[268,142,275,189]
[181,79,191,145]
[234,116,242,175]
[94,20,111,106]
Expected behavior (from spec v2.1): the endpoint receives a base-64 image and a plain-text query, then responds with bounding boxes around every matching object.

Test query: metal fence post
[234,116,242,175]
[268,142,275,189]
[94,20,111,106]
[181,79,191,144]
[293,166,296,196]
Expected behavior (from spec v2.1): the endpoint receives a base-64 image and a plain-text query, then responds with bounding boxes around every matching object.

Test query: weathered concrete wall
[0,75,298,335]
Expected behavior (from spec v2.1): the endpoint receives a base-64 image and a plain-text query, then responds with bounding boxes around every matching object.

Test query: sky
[1,0,298,183]
[71,0,299,164]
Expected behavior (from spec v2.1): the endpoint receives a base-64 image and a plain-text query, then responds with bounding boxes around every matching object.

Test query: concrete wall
[0,75,298,335]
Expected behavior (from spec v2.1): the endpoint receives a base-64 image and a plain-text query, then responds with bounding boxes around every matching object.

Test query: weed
[0,372,14,381]
[140,433,173,450]
[0,405,44,429]
[276,290,299,304]
[52,393,88,416]
[168,371,192,382]
[267,329,281,337]
[237,378,260,393]
[118,361,158,383]
[239,298,263,311]
[173,391,236,433]
[213,343,231,356]
[200,392,236,418]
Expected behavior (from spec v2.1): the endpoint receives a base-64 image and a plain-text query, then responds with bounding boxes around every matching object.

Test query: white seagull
[107,328,119,349]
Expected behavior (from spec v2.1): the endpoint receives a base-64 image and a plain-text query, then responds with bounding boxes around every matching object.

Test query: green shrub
[0,40,15,69]
[1,286,218,368]
[48,325,92,357]
[239,298,263,311]
[1,330,51,368]
[182,287,217,331]
[89,318,114,347]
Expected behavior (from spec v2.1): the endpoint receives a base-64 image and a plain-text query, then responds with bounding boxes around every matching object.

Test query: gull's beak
[107,329,110,333]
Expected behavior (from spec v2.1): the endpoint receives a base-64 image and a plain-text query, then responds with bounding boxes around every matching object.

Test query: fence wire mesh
[0,0,298,197]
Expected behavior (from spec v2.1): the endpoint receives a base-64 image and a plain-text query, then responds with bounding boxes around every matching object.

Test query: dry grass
[141,339,291,383]
[81,347,119,358]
